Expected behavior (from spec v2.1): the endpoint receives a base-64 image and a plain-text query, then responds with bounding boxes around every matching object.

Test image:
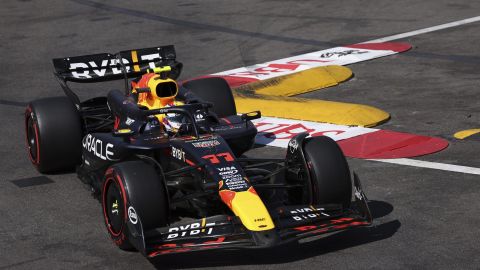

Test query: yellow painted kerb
[454,129,480,139]
[234,93,390,127]
[233,65,352,97]
[230,65,389,127]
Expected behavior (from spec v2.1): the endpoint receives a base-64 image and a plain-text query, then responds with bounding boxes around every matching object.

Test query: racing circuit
[1,0,480,269]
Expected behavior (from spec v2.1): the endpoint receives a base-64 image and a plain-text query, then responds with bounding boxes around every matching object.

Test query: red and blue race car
[25,45,372,257]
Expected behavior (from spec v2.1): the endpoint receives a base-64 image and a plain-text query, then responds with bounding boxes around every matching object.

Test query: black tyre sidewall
[182,77,237,117]
[102,167,133,250]
[102,161,169,250]
[25,97,83,173]
[25,106,41,167]
[303,136,352,208]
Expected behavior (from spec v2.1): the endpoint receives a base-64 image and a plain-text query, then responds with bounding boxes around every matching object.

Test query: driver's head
[147,75,178,106]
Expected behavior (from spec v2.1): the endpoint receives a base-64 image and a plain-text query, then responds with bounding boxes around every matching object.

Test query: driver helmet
[135,73,179,108]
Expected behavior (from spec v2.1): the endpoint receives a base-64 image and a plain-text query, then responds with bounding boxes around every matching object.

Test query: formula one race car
[24,46,372,257]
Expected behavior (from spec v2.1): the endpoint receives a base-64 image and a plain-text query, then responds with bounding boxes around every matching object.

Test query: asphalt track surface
[1,0,480,269]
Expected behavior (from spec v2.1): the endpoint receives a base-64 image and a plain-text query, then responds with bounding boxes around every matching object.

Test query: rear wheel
[303,136,352,209]
[25,97,83,173]
[182,77,237,117]
[102,161,169,250]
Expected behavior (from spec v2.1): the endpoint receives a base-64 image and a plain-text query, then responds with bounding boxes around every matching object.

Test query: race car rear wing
[52,45,183,83]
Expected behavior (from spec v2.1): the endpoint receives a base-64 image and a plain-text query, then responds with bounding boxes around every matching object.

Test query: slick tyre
[303,136,352,209]
[25,97,83,173]
[102,161,169,251]
[182,77,236,117]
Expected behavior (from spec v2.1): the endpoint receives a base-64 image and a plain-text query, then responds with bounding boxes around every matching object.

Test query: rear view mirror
[241,111,261,121]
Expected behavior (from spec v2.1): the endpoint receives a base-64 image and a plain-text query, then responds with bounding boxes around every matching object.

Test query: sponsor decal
[68,53,162,79]
[192,139,220,148]
[172,147,185,162]
[213,43,409,80]
[128,206,138,224]
[354,186,363,201]
[257,122,346,139]
[202,152,235,164]
[125,117,135,126]
[253,117,449,159]
[111,200,119,215]
[290,207,330,221]
[82,134,115,161]
[213,124,243,131]
[217,166,248,191]
[194,111,206,121]
[166,221,215,239]
[319,49,368,58]
[218,166,239,175]
[253,117,377,148]
[155,108,169,114]
[224,177,248,191]
[288,139,299,153]
[222,63,303,78]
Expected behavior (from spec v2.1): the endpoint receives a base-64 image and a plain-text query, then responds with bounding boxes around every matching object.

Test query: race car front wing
[127,173,372,257]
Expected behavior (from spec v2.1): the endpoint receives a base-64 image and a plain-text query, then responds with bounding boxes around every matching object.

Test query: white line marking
[370,158,480,175]
[365,16,480,43]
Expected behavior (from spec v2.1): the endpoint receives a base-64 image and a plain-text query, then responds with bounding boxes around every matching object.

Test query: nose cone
[220,187,275,231]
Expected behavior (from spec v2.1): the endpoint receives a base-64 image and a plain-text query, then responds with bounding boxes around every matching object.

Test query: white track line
[365,16,480,43]
[370,159,480,175]
[365,16,480,175]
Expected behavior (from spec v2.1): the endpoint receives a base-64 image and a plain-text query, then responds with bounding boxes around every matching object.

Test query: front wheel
[102,161,169,250]
[303,136,352,209]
